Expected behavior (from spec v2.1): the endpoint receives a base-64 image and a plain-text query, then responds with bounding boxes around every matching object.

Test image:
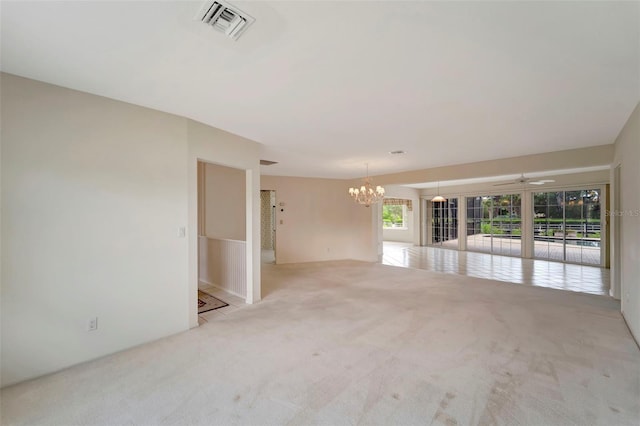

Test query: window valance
[383,198,412,211]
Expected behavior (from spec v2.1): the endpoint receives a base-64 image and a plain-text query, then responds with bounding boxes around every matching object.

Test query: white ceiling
[1,1,638,179]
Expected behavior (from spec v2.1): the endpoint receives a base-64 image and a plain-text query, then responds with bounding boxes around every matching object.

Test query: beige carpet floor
[1,261,639,425]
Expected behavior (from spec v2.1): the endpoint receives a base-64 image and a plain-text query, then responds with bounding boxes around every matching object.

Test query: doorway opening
[197,161,248,322]
[260,190,276,264]
[430,198,459,249]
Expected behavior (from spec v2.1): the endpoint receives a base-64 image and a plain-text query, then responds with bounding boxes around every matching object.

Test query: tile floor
[197,283,247,324]
[465,234,601,265]
[382,241,610,295]
[434,235,601,265]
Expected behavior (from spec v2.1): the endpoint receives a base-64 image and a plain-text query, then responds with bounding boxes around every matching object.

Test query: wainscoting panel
[199,236,247,298]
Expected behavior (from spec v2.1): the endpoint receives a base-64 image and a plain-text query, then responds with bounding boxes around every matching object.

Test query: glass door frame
[420,185,606,268]
[530,185,606,267]
[424,196,462,250]
[464,193,524,258]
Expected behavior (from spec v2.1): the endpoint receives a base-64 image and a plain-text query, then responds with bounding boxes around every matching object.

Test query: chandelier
[348,163,385,207]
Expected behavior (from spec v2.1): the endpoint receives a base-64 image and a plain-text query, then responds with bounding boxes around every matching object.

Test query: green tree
[383,205,404,227]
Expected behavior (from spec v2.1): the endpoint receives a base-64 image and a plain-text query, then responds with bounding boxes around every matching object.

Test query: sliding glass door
[533,190,601,265]
[424,189,601,266]
[466,194,522,256]
[430,198,458,248]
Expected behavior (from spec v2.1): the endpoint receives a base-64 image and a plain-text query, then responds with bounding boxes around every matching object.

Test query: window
[383,204,406,228]
[383,198,412,229]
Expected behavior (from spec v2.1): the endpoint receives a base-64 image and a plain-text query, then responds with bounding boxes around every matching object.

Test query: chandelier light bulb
[348,163,385,207]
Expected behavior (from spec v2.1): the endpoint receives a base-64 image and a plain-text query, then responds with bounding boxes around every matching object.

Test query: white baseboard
[198,278,246,301]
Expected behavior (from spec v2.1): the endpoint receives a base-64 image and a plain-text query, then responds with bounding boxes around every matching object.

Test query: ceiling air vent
[196,0,255,40]
[260,160,278,166]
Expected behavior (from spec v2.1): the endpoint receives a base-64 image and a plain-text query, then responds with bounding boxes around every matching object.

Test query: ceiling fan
[493,174,555,186]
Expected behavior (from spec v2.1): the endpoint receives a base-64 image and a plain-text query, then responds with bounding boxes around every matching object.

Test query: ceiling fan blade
[529,179,556,185]
[492,176,554,187]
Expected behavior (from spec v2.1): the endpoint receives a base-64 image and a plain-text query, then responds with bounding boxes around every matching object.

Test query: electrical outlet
[87,317,98,332]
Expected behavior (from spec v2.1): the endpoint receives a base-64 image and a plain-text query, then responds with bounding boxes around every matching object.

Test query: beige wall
[186,119,261,316]
[418,170,610,199]
[373,145,614,186]
[612,102,640,344]
[203,163,246,241]
[0,73,261,386]
[261,176,377,264]
[1,74,187,387]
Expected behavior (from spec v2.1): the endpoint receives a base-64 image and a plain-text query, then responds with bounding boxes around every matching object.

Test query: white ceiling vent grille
[196,0,255,41]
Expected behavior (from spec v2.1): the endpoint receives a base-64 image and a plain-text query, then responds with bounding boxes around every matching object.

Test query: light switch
[178,226,186,238]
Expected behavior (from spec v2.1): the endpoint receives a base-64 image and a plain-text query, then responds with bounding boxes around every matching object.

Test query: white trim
[199,278,246,300]
[203,237,247,243]
[610,164,622,299]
